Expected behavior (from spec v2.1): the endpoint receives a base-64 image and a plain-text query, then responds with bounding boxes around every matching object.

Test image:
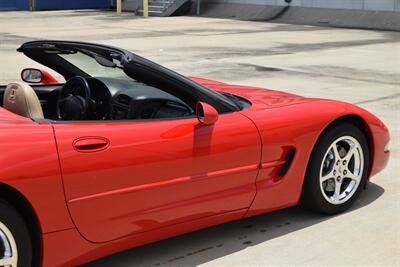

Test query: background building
[200,0,400,12]
[0,0,113,11]
[195,0,400,30]
[1,0,399,31]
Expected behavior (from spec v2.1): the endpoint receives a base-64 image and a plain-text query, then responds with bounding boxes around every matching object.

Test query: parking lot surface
[0,10,399,267]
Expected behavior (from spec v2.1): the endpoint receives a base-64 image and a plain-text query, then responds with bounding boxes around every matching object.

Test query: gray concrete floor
[0,10,399,267]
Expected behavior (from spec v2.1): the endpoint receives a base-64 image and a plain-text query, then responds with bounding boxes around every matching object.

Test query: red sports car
[0,41,390,266]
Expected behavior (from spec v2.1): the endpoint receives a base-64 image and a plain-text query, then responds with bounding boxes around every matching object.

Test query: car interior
[0,76,194,121]
[1,41,251,122]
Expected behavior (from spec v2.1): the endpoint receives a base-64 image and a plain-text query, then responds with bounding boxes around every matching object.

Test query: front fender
[241,98,390,217]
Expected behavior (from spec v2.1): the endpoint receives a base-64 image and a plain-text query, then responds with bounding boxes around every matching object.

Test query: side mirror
[21,68,42,83]
[21,68,59,84]
[196,101,219,125]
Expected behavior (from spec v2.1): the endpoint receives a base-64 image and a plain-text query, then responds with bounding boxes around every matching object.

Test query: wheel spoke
[0,222,17,267]
[343,144,356,163]
[331,143,341,160]
[346,169,360,181]
[0,256,17,267]
[321,169,334,182]
[332,180,342,201]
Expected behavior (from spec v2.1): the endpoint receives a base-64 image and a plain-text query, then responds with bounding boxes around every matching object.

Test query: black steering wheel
[57,76,91,120]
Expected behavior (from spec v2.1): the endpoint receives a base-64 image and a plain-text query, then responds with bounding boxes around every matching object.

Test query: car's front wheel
[0,200,33,267]
[302,123,370,214]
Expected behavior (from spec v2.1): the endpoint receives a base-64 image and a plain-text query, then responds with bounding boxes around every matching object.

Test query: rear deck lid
[0,107,31,121]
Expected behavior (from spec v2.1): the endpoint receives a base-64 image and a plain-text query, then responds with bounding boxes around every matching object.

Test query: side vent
[278,149,295,177]
[116,94,131,106]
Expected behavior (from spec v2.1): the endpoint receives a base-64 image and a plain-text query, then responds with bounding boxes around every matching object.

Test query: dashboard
[87,77,193,120]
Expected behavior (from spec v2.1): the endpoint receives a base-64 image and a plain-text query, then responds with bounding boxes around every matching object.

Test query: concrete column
[395,0,400,11]
[364,0,395,11]
[29,0,36,11]
[196,0,201,15]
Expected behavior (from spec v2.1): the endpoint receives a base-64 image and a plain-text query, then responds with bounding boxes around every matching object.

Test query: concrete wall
[122,0,139,11]
[204,0,400,12]
[196,0,400,30]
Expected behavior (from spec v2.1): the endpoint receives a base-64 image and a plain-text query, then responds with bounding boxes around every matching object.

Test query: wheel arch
[320,114,374,177]
[0,182,41,267]
[298,113,373,213]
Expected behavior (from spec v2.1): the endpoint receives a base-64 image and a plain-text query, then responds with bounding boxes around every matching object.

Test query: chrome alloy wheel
[0,221,18,267]
[320,136,364,205]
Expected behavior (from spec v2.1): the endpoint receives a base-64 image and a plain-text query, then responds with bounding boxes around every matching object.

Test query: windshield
[59,52,129,80]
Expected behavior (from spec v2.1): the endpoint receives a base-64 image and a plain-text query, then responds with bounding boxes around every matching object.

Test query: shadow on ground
[84,182,384,267]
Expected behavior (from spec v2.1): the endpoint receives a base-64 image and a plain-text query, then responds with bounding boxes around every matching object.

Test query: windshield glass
[59,52,129,80]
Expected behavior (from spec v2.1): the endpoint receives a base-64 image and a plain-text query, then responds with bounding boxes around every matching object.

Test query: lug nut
[336,161,340,165]
[333,170,336,175]
[343,160,347,165]
[343,170,347,175]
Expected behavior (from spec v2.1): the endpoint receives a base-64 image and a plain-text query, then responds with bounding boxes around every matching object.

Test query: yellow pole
[143,0,149,18]
[117,0,122,16]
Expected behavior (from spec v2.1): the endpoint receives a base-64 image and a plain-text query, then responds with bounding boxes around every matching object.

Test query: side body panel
[53,113,261,243]
[194,80,390,217]
[0,111,74,233]
[42,209,247,267]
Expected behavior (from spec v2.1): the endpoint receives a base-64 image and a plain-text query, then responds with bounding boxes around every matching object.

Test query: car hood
[190,77,315,110]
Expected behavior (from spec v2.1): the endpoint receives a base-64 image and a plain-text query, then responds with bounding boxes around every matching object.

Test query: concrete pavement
[0,10,399,267]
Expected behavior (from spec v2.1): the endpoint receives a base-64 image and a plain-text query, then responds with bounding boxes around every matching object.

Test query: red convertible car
[0,41,390,266]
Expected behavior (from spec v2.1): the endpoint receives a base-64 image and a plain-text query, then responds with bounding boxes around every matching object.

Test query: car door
[53,112,261,243]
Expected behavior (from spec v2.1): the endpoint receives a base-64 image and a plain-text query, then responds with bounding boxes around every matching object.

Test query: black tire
[0,200,33,267]
[301,123,370,214]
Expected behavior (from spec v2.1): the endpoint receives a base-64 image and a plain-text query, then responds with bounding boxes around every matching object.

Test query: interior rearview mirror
[196,101,219,125]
